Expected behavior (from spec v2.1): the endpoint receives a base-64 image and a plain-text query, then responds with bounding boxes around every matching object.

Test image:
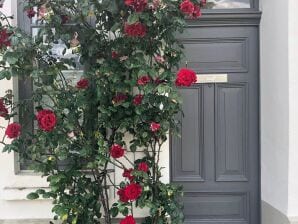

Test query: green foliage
[0,0,204,223]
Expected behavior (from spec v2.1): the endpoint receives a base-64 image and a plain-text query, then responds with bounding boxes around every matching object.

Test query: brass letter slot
[196,74,228,83]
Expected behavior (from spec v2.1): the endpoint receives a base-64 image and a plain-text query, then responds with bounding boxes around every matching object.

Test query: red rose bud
[120,215,136,224]
[111,51,119,59]
[201,0,207,6]
[0,29,11,48]
[36,109,57,132]
[124,22,147,38]
[154,78,165,85]
[110,144,125,159]
[175,68,197,87]
[124,183,142,201]
[117,188,129,203]
[137,75,151,86]
[180,0,195,16]
[113,93,128,104]
[133,94,143,105]
[138,162,149,172]
[124,0,147,12]
[150,122,161,132]
[26,8,36,19]
[5,123,21,139]
[0,99,8,117]
[192,5,202,18]
[123,168,134,182]
[76,78,89,89]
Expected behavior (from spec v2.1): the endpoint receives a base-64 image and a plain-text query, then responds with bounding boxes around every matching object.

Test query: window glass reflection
[206,0,250,9]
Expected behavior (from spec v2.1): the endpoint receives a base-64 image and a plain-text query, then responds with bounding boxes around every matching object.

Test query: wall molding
[0,218,146,224]
[187,11,262,27]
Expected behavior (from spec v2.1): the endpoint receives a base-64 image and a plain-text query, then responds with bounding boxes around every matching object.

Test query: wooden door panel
[183,192,249,224]
[172,87,204,182]
[215,83,249,182]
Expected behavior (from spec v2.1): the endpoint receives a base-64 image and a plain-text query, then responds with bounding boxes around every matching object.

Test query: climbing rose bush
[0,0,204,223]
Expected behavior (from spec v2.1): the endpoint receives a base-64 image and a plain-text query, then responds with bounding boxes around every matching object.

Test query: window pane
[206,0,251,9]
[19,6,84,170]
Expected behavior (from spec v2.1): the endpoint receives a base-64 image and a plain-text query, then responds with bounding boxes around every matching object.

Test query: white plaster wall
[260,0,290,215]
[261,0,298,219]
[288,0,298,218]
[0,0,170,220]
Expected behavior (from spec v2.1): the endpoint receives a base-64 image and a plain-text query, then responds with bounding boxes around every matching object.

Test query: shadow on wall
[262,201,290,224]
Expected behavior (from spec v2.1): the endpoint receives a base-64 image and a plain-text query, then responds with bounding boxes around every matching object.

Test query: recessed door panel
[215,83,248,182]
[172,87,204,182]
[183,192,249,222]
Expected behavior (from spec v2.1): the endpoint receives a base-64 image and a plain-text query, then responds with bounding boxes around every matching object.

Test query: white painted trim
[1,187,50,201]
[0,220,60,224]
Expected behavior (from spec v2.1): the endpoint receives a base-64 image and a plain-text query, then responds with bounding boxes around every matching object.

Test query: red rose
[123,168,134,182]
[124,183,142,201]
[180,0,195,15]
[125,0,147,12]
[110,144,125,159]
[175,68,197,87]
[0,29,11,48]
[137,75,151,86]
[117,188,129,203]
[120,215,136,224]
[5,123,21,139]
[124,22,147,37]
[36,109,57,132]
[192,5,201,18]
[113,93,128,104]
[150,122,160,132]
[138,162,149,172]
[133,94,143,105]
[0,99,8,117]
[76,78,89,89]
[26,8,36,19]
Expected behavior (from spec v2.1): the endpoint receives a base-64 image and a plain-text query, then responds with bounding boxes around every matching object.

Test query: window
[17,3,82,170]
[206,0,251,9]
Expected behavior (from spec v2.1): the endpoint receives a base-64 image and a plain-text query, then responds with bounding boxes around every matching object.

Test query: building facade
[0,0,297,223]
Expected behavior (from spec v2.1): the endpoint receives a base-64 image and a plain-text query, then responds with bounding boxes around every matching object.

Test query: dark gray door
[171,25,260,224]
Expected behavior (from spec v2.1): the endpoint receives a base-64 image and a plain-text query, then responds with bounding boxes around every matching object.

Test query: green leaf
[127,13,139,24]
[36,189,46,195]
[27,192,39,200]
[110,207,119,217]
[4,52,19,65]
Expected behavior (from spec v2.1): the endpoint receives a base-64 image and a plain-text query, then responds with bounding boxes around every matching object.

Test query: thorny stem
[124,155,134,166]
[0,11,12,27]
[151,137,164,224]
